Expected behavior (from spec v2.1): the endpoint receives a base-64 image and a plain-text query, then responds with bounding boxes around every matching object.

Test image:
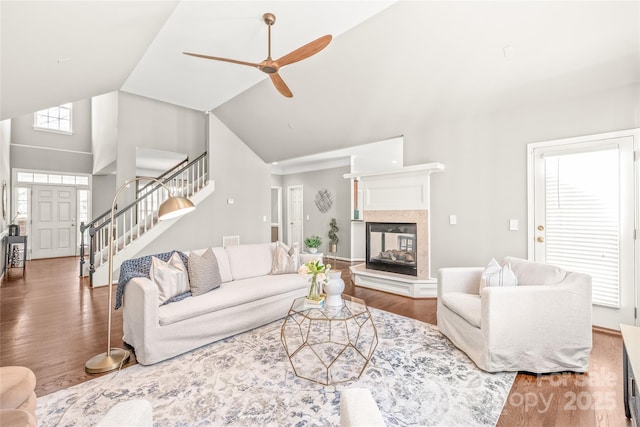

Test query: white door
[32,185,77,259]
[530,132,637,330]
[271,186,282,242]
[287,186,303,247]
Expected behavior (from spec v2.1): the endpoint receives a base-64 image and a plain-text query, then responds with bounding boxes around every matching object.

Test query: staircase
[80,152,210,287]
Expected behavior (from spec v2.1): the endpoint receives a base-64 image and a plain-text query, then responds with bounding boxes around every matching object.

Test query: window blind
[544,148,620,308]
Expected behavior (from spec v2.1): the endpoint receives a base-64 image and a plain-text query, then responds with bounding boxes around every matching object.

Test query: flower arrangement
[298,259,331,300]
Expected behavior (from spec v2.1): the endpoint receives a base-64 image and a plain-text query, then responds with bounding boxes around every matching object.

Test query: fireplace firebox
[366,222,417,276]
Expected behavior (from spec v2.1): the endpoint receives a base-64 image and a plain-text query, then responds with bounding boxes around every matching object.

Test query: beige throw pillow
[188,247,222,296]
[271,241,300,275]
[150,252,190,305]
[479,257,518,293]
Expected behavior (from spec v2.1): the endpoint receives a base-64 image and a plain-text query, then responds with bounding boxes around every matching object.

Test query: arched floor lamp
[85,177,196,374]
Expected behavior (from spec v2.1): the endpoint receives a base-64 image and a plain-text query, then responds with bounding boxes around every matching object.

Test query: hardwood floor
[0,257,631,426]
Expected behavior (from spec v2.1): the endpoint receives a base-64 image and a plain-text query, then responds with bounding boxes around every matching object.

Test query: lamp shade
[158,196,196,220]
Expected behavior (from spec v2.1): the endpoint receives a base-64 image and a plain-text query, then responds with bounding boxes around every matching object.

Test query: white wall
[140,113,271,254]
[114,91,206,206]
[279,166,351,258]
[91,92,118,175]
[403,82,640,271]
[10,99,92,173]
[0,119,10,273]
[0,120,11,232]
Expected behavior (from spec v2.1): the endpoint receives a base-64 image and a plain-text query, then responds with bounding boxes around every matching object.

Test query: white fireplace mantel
[344,163,444,212]
[342,162,444,180]
[344,162,445,298]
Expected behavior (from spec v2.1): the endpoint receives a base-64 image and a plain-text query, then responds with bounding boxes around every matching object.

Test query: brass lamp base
[85,348,130,374]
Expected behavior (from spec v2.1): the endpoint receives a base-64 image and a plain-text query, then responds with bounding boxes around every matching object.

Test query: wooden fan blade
[183,52,260,68]
[270,73,293,98]
[274,34,332,68]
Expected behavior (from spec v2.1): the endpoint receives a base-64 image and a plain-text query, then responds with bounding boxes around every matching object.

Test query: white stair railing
[80,152,208,285]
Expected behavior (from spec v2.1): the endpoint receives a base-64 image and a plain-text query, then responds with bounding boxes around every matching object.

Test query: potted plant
[328,218,339,253]
[304,235,322,253]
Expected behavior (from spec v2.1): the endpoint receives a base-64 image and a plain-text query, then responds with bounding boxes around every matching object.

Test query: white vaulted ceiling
[2,1,638,164]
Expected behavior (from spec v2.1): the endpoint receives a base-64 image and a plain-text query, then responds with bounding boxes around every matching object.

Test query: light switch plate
[509,219,519,231]
[449,215,457,225]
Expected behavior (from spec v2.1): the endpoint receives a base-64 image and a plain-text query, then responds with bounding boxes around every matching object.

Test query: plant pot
[325,271,345,307]
[307,248,318,254]
[329,243,337,253]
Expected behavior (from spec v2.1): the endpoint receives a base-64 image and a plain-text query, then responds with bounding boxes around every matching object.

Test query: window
[34,103,72,134]
[17,172,87,185]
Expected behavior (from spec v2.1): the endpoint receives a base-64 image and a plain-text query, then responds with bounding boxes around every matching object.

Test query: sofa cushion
[150,253,189,305]
[479,258,517,293]
[271,241,300,275]
[188,247,222,296]
[225,243,273,280]
[189,247,232,283]
[158,273,308,326]
[502,256,566,286]
[441,293,481,328]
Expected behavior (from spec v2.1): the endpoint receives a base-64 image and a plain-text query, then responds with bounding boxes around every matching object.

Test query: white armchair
[437,256,592,373]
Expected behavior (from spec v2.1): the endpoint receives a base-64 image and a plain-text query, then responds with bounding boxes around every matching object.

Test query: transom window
[17,171,88,186]
[34,103,72,134]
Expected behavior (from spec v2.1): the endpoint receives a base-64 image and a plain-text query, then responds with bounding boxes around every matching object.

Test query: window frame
[33,103,73,135]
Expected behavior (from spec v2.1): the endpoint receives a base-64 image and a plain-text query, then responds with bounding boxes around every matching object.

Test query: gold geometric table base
[281,295,378,385]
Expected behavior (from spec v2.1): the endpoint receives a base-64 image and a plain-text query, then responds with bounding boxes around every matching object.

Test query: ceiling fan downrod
[263,13,275,61]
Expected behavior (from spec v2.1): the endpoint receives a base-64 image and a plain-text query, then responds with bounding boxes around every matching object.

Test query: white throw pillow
[150,252,190,305]
[271,241,300,275]
[479,258,518,293]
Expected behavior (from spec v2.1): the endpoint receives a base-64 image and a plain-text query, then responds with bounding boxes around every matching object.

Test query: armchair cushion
[441,293,481,328]
[502,256,566,286]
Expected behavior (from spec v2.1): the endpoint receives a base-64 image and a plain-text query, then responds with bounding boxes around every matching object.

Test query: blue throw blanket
[115,250,190,310]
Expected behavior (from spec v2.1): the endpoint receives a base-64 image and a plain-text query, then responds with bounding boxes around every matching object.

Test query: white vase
[308,248,318,254]
[325,271,345,306]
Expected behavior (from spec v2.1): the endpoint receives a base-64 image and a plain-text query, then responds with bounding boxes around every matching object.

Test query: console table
[621,324,640,424]
[4,235,27,276]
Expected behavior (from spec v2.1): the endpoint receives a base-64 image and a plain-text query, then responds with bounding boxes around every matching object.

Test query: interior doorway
[528,129,639,330]
[287,185,303,247]
[31,185,77,259]
[270,186,282,242]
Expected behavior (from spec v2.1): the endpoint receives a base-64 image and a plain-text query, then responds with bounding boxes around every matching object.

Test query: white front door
[287,186,303,247]
[32,185,77,259]
[530,131,637,330]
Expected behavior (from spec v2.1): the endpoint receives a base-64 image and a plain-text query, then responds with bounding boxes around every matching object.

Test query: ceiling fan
[183,13,332,98]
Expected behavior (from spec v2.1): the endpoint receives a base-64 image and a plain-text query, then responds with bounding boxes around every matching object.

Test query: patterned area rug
[37,308,515,426]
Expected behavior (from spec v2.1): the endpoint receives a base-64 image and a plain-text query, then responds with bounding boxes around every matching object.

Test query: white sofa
[437,256,592,373]
[122,243,310,365]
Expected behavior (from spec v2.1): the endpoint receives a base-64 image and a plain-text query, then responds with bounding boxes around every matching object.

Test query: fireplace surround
[345,163,445,298]
[366,222,417,276]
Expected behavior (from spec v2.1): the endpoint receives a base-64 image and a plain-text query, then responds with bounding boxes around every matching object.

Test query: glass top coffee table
[281,295,378,385]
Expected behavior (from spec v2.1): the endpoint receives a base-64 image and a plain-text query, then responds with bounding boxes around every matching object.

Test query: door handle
[537,236,544,243]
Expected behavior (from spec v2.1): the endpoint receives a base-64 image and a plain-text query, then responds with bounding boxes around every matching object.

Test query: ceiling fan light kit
[183,12,332,98]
